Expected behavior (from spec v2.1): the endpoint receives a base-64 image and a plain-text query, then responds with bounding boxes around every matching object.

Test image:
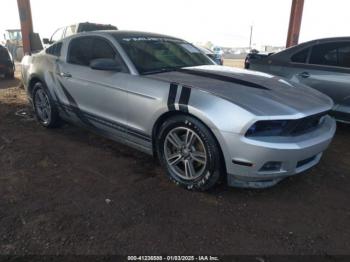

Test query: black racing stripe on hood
[177,68,270,90]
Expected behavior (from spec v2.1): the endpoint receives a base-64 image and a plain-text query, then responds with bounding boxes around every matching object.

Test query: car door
[290,42,350,113]
[56,35,131,140]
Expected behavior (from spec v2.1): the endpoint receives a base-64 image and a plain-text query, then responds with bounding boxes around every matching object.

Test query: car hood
[145,65,333,116]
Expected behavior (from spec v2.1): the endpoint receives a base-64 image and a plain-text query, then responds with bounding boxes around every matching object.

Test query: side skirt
[56,104,154,156]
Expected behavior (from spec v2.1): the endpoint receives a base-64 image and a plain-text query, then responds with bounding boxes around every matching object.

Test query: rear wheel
[32,82,61,128]
[157,115,223,191]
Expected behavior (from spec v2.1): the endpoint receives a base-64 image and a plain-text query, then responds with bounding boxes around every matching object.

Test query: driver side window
[309,43,339,66]
[67,37,94,66]
[291,48,310,63]
[309,42,350,68]
[67,36,128,72]
[91,38,116,61]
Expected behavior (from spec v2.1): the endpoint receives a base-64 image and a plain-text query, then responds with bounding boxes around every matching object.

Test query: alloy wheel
[164,127,207,180]
[34,88,52,124]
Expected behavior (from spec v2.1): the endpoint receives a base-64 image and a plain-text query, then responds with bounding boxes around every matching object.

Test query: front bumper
[221,116,336,188]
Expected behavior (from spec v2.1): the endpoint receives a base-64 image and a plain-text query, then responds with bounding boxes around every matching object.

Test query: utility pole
[17,0,33,54]
[286,0,304,48]
[249,25,253,49]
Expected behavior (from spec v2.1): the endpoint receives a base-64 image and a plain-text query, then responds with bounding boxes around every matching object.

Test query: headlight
[246,112,327,137]
[245,120,290,137]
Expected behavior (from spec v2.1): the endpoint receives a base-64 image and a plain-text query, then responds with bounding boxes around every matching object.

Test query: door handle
[298,72,310,78]
[60,72,72,78]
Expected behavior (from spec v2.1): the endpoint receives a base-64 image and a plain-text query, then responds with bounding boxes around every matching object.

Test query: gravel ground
[0,69,349,258]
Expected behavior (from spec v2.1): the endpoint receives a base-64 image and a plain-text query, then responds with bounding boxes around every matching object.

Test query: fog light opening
[259,161,282,172]
[232,159,254,167]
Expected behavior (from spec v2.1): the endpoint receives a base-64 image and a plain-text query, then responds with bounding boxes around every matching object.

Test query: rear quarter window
[46,42,62,57]
[291,48,309,63]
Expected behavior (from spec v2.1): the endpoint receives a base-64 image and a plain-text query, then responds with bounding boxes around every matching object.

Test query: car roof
[308,36,350,43]
[294,37,350,47]
[74,30,184,41]
[270,36,350,58]
[296,36,350,48]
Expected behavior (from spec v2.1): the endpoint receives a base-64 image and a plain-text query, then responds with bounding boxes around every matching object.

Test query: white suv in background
[42,22,117,45]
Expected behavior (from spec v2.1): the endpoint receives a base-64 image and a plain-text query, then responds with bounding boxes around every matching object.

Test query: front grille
[282,111,328,136]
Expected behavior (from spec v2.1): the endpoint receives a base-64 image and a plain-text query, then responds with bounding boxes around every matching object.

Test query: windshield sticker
[122,37,182,43]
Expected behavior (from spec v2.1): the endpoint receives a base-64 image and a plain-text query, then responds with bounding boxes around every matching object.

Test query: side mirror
[42,38,51,45]
[89,58,122,71]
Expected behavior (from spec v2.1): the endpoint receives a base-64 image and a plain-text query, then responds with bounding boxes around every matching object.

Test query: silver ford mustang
[21,31,336,190]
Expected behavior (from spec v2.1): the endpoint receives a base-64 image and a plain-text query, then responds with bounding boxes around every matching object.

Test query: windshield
[116,36,214,74]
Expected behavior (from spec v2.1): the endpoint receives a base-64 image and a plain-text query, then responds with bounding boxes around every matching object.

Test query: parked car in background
[196,46,223,65]
[43,22,117,45]
[247,37,350,123]
[22,31,335,190]
[212,46,224,55]
[0,45,15,78]
[244,49,272,69]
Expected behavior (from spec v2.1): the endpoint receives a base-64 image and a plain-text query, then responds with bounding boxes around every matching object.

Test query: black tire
[157,115,223,191]
[32,82,61,128]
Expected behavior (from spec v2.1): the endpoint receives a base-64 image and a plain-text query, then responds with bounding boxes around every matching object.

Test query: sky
[1,0,349,48]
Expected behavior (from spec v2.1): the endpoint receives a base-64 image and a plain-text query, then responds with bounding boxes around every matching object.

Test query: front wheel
[157,115,223,191]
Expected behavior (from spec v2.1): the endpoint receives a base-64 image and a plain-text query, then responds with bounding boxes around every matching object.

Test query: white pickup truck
[42,22,117,45]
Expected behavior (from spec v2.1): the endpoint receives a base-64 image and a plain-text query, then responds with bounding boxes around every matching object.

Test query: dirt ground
[0,65,349,257]
[223,59,245,68]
